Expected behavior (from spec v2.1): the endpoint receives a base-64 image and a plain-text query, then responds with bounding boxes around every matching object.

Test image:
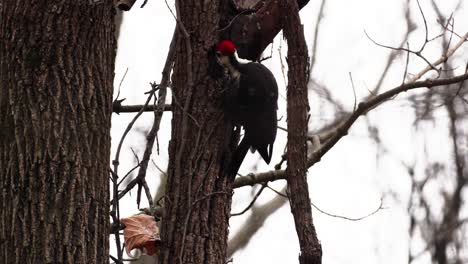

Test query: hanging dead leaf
[121,214,160,256]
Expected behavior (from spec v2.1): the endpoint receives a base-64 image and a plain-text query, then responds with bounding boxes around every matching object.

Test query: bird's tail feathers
[228,138,250,182]
[257,143,273,164]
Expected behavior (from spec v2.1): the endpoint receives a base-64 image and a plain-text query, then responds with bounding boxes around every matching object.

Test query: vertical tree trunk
[282,0,322,263]
[158,1,232,264]
[0,1,115,263]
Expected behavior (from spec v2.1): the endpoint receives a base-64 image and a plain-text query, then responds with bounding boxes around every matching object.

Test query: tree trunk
[0,1,115,263]
[282,0,322,263]
[158,1,232,264]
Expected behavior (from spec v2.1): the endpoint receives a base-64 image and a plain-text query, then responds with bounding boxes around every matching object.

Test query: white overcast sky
[112,0,468,263]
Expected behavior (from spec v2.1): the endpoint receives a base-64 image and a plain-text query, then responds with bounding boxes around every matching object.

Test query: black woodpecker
[215,40,278,181]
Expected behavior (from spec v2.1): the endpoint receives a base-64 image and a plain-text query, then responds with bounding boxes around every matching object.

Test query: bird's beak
[215,52,227,66]
[216,52,231,67]
[215,51,222,64]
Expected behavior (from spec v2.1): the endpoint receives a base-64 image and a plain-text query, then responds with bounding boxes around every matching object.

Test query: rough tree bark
[282,0,322,263]
[0,1,115,263]
[157,0,320,263]
[157,1,232,264]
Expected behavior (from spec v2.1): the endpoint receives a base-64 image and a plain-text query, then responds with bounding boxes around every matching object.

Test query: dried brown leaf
[121,214,160,255]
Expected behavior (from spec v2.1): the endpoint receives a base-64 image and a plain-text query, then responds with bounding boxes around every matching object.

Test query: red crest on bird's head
[216,40,236,55]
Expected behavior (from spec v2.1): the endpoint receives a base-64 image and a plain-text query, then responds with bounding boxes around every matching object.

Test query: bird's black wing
[238,63,278,164]
[238,63,278,110]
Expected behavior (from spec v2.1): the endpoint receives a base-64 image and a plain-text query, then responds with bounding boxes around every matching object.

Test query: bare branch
[409,31,468,82]
[113,103,172,114]
[112,28,178,203]
[233,71,468,188]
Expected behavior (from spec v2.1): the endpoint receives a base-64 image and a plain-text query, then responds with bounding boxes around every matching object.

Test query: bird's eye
[216,51,222,57]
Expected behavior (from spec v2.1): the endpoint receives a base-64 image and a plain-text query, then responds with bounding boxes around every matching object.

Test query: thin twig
[231,184,268,216]
[401,42,411,85]
[408,31,468,82]
[267,186,385,221]
[364,30,438,74]
[218,9,253,32]
[112,86,157,178]
[140,0,149,8]
[311,198,385,221]
[151,159,168,176]
[118,162,141,186]
[109,169,124,261]
[309,0,326,76]
[348,72,357,111]
[114,67,129,102]
[371,2,415,95]
[415,0,429,53]
[278,37,288,93]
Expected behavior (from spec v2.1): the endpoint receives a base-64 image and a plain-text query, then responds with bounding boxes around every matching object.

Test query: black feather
[228,137,250,182]
[219,55,278,181]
